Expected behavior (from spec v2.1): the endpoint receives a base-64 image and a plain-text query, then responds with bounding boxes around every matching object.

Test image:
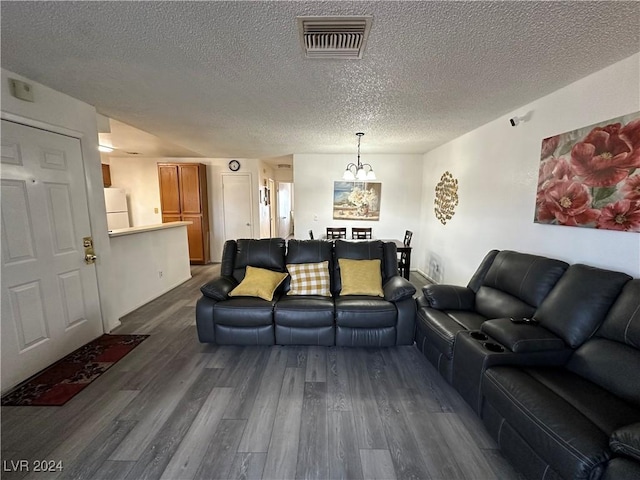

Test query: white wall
[1,68,120,332]
[109,156,263,262]
[109,226,191,318]
[418,53,640,285]
[294,154,424,241]
[273,166,294,183]
[109,157,162,226]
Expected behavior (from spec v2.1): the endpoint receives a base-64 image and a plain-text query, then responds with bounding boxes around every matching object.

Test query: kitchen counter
[108,221,192,237]
[108,221,192,319]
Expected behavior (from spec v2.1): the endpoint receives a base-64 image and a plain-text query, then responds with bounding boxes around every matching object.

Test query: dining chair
[326,227,347,239]
[398,230,413,278]
[403,230,413,247]
[351,227,372,239]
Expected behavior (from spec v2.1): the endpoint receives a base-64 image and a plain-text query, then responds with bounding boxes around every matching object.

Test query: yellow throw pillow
[338,258,384,297]
[229,266,288,301]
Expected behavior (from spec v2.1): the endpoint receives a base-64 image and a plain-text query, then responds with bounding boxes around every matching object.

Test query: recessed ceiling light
[98,145,114,153]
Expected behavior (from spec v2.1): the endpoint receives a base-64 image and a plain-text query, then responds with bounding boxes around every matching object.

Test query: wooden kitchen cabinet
[101,164,112,187]
[158,163,210,264]
[158,165,180,216]
[183,214,205,263]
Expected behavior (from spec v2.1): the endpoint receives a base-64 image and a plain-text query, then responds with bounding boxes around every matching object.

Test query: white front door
[1,120,103,393]
[222,173,253,240]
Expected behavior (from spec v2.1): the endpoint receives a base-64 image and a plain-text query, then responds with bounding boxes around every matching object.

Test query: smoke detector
[297,16,372,59]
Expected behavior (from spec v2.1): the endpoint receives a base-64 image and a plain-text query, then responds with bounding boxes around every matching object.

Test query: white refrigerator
[104,188,131,230]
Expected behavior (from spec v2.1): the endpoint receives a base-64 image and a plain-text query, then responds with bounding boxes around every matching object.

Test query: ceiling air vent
[297,16,372,59]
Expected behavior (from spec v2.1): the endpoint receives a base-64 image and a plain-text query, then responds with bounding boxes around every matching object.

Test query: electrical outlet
[158,271,163,278]
[313,214,318,221]
[154,207,159,214]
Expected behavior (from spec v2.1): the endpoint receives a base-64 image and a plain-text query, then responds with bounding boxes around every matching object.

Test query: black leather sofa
[415,249,639,479]
[415,250,570,382]
[481,279,640,480]
[195,238,416,347]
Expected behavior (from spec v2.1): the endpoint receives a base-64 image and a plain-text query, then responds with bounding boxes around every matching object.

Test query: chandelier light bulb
[343,169,356,180]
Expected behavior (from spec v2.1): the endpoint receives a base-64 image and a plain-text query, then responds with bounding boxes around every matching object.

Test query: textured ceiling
[2,1,639,159]
[100,118,202,158]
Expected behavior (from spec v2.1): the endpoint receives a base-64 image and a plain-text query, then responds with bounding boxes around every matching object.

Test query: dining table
[321,235,412,280]
[381,239,412,280]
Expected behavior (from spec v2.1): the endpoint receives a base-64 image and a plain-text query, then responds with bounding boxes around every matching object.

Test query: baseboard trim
[115,275,193,321]
[416,268,438,284]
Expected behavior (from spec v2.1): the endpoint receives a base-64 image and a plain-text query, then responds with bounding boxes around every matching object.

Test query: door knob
[83,236,97,264]
[246,223,250,226]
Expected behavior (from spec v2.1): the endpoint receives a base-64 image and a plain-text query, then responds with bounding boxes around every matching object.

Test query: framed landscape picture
[333,181,381,221]
[534,112,640,232]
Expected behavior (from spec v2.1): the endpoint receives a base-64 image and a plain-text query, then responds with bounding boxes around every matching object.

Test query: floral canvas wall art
[535,112,640,232]
[333,181,381,220]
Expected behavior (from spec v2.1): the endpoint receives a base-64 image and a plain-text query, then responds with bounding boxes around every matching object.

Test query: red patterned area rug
[1,334,148,407]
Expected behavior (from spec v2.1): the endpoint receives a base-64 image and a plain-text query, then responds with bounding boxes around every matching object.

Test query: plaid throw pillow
[287,261,331,296]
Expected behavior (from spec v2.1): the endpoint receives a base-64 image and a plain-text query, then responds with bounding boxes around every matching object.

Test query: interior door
[222,173,253,240]
[277,182,292,238]
[268,178,276,237]
[1,120,103,393]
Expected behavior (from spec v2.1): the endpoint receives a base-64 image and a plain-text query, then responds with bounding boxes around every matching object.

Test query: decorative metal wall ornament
[434,171,459,225]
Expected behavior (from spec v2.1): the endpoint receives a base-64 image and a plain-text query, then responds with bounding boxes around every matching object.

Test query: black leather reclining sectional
[415,249,640,480]
[196,240,639,479]
[196,238,416,346]
[415,250,570,383]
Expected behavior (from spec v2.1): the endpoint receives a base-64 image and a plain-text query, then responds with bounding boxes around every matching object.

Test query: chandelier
[342,132,376,181]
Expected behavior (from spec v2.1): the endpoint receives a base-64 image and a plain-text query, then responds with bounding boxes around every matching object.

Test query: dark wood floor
[1,265,522,480]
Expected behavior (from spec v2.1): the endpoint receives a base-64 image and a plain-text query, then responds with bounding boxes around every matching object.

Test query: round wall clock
[228,160,241,171]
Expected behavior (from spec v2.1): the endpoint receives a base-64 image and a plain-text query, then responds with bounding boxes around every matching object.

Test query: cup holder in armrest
[470,331,488,341]
[483,342,505,353]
